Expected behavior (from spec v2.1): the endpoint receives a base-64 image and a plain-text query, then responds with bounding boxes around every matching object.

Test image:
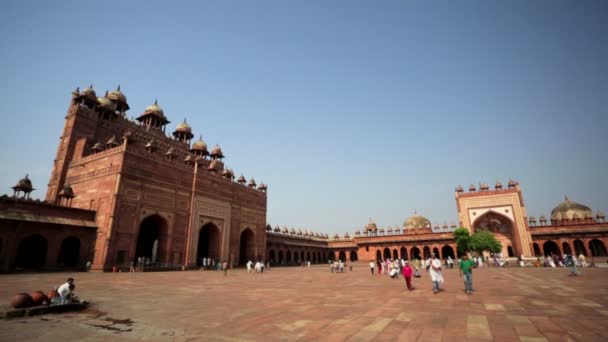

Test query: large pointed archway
[198,223,221,264]
[15,234,48,269]
[473,211,517,256]
[136,215,168,263]
[239,228,256,265]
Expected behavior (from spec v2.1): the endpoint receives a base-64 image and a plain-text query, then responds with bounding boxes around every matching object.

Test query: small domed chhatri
[210,145,224,160]
[97,93,117,113]
[365,218,378,232]
[403,212,432,229]
[80,84,97,101]
[190,136,208,156]
[144,100,165,117]
[173,118,194,143]
[550,196,592,221]
[107,85,129,112]
[137,99,170,129]
[12,174,35,198]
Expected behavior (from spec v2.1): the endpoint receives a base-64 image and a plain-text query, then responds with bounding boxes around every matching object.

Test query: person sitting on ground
[57,278,75,299]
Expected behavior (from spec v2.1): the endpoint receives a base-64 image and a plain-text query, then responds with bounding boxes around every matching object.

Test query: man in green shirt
[459,254,476,295]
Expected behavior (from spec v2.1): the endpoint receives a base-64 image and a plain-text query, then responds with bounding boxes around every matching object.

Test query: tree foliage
[453,227,470,254]
[469,231,502,254]
[453,228,502,255]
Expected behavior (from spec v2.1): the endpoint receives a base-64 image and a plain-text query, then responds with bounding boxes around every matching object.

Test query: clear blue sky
[1,1,607,234]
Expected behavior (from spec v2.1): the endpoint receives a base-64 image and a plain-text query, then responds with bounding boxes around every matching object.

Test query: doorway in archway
[441,245,455,259]
[410,247,421,260]
[543,241,559,256]
[533,243,541,256]
[198,223,221,265]
[574,240,586,256]
[15,234,47,269]
[136,215,168,263]
[562,242,572,255]
[589,239,607,256]
[350,251,358,261]
[287,250,293,263]
[239,228,255,265]
[57,236,80,267]
[423,246,431,259]
[383,248,391,260]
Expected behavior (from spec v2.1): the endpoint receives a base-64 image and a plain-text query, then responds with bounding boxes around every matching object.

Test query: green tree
[469,231,502,254]
[453,227,470,255]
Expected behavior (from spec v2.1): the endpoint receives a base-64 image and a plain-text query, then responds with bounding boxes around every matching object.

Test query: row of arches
[267,248,330,265]
[135,215,257,266]
[12,234,82,269]
[371,245,456,261]
[534,239,607,257]
[328,251,359,262]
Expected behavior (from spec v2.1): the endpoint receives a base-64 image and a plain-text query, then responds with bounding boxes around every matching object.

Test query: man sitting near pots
[54,278,79,304]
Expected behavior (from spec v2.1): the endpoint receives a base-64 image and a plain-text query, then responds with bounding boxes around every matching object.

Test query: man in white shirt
[429,254,443,294]
[246,260,253,273]
[57,278,75,299]
[369,260,375,275]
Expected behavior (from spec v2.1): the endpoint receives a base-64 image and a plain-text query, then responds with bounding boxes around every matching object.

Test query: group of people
[246,260,270,273]
[369,252,480,295]
[330,260,347,273]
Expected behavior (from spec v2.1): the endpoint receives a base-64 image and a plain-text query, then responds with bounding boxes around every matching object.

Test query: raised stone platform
[0,266,606,341]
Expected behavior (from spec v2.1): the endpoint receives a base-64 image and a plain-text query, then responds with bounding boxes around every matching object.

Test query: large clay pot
[30,291,48,306]
[47,290,59,301]
[10,293,33,309]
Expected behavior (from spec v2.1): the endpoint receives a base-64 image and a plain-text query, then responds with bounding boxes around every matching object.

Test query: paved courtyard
[0,265,607,341]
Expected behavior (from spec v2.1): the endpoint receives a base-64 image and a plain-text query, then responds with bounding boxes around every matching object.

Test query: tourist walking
[246,260,253,273]
[459,254,475,294]
[369,260,375,275]
[566,254,580,276]
[429,253,443,294]
[402,261,413,291]
[413,259,421,278]
[222,260,228,276]
[447,256,454,269]
[578,253,587,267]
